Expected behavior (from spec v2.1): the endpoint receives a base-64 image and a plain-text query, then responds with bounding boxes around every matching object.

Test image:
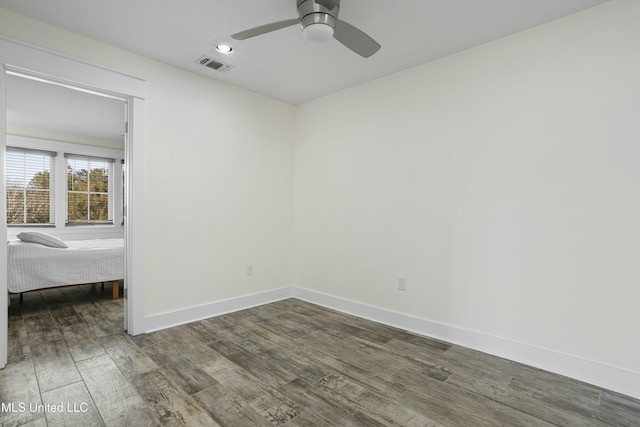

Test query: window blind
[66,154,114,224]
[5,147,56,225]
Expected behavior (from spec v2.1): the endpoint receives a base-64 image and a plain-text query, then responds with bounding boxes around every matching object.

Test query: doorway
[0,36,146,368]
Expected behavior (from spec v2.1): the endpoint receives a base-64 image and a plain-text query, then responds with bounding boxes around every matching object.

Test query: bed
[7,233,124,300]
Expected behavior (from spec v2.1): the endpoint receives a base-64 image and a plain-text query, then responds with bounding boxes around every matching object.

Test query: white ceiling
[6,73,125,142]
[0,0,609,105]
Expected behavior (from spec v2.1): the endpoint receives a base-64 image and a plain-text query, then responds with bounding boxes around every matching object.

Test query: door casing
[0,36,147,368]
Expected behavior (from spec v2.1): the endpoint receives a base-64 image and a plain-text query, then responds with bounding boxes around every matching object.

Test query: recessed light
[216,44,233,54]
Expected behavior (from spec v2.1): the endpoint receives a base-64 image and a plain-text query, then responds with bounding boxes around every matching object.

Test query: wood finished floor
[1,285,639,426]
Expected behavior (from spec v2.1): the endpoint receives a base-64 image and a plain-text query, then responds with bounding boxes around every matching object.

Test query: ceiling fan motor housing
[230,0,379,58]
[297,0,339,31]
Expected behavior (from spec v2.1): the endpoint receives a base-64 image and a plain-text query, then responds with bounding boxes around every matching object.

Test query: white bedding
[7,238,124,293]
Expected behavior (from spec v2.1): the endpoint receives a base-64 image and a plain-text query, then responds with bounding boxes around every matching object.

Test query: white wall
[142,65,295,314]
[294,0,640,397]
[0,8,296,317]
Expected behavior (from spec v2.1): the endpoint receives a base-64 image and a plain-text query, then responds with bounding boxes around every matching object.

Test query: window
[5,148,56,225]
[5,136,124,234]
[66,155,114,225]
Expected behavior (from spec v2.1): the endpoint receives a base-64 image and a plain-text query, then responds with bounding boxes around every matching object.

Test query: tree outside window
[66,156,113,224]
[5,149,55,225]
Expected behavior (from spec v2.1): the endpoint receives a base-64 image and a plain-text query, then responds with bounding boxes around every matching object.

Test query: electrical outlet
[247,263,254,276]
[398,277,407,291]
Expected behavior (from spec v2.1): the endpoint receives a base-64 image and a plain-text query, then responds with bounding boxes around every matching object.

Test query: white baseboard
[141,285,639,400]
[292,287,640,400]
[144,286,294,332]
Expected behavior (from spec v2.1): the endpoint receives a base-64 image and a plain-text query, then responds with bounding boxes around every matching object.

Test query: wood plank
[131,370,219,426]
[214,313,409,400]
[286,409,344,427]
[276,298,451,351]
[104,406,159,427]
[31,338,82,393]
[509,365,601,405]
[394,370,554,427]
[23,313,62,342]
[16,417,48,427]
[262,298,327,315]
[315,372,442,427]
[41,381,103,426]
[0,360,45,427]
[258,313,318,339]
[49,304,84,327]
[74,302,122,337]
[248,389,304,425]
[198,350,308,426]
[194,375,304,427]
[193,383,274,427]
[39,288,68,304]
[400,388,494,427]
[60,324,106,362]
[291,311,392,344]
[76,354,147,424]
[155,325,222,365]
[598,390,640,427]
[211,311,296,347]
[350,317,451,351]
[246,303,287,319]
[442,346,520,388]
[199,315,256,343]
[278,378,388,427]
[203,314,330,384]
[385,338,513,389]
[296,331,416,379]
[208,339,297,389]
[7,309,30,364]
[273,331,409,400]
[141,344,218,395]
[244,341,330,385]
[289,310,387,342]
[129,330,171,349]
[198,359,268,403]
[248,307,349,339]
[506,371,617,426]
[445,372,610,427]
[99,334,158,378]
[95,298,124,317]
[181,319,221,345]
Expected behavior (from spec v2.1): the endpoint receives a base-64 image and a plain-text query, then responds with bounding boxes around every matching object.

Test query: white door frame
[0,36,147,368]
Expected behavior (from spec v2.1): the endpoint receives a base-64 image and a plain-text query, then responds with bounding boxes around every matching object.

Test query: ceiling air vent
[196,56,233,73]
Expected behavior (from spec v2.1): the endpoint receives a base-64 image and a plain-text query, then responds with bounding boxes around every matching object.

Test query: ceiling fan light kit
[231,0,380,58]
[299,0,337,42]
[303,24,334,42]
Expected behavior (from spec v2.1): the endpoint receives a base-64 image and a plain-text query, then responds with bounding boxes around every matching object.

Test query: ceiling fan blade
[231,19,299,40]
[316,0,340,10]
[334,19,381,58]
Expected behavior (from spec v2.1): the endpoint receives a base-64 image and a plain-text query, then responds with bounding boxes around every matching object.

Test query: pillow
[17,231,68,248]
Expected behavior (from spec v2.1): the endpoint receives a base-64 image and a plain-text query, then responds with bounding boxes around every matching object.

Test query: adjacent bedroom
[4,72,126,311]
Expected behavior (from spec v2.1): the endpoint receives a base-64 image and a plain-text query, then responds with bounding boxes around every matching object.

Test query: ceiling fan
[231,0,381,58]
